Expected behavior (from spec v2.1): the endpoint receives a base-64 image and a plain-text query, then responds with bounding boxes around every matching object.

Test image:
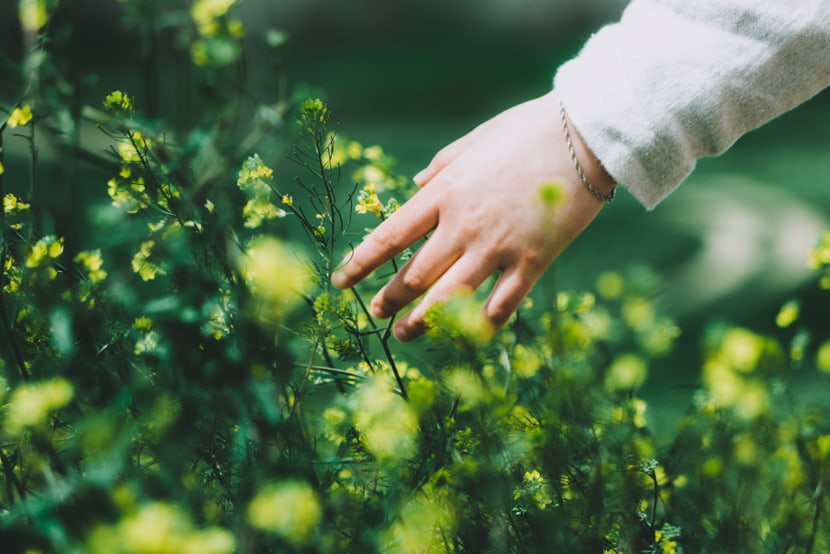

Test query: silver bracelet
[559,100,616,203]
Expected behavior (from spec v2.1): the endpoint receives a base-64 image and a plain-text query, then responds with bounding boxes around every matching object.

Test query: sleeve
[554,0,830,209]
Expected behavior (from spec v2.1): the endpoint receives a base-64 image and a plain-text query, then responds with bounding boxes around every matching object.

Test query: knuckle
[519,249,546,273]
[371,223,403,255]
[399,265,427,292]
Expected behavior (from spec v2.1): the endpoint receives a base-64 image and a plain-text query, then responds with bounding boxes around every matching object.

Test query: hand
[332,90,615,342]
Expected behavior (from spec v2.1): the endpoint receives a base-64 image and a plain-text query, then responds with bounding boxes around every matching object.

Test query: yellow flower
[191,0,237,36]
[18,0,48,32]
[3,193,31,214]
[605,353,648,391]
[5,377,74,433]
[354,182,383,217]
[132,240,164,281]
[596,271,625,300]
[0,161,4,175]
[242,198,285,228]
[247,481,321,545]
[103,90,134,112]
[237,153,273,184]
[133,317,153,332]
[74,250,108,284]
[97,502,235,554]
[237,236,309,323]
[776,300,800,328]
[118,132,151,163]
[622,297,655,331]
[7,104,33,128]
[719,327,766,373]
[354,376,419,461]
[817,341,830,373]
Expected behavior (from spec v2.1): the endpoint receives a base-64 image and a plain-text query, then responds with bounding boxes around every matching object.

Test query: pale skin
[331,90,616,342]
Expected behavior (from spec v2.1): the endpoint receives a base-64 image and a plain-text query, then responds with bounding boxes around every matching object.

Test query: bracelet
[559,100,616,203]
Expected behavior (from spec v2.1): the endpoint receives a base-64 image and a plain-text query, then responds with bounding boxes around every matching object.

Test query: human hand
[332,90,615,342]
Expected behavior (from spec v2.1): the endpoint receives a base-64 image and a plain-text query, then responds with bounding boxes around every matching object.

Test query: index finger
[332,188,439,290]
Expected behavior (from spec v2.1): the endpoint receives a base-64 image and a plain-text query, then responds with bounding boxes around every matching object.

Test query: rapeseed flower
[5,377,74,433]
[74,250,108,284]
[7,104,33,128]
[3,193,30,214]
[247,481,321,545]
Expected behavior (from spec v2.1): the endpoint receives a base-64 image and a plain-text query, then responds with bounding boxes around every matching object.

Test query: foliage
[1,2,829,553]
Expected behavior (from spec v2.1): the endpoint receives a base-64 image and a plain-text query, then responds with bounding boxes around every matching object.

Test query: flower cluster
[2,10,829,554]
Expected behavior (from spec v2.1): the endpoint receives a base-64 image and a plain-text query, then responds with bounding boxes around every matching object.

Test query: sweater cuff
[554,24,693,210]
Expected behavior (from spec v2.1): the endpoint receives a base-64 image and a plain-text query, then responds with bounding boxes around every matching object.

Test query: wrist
[552,91,617,202]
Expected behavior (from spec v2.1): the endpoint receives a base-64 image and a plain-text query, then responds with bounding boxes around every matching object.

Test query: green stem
[806,477,825,554]
[27,120,37,239]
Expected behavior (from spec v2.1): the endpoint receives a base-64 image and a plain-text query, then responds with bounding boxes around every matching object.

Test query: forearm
[555,0,830,209]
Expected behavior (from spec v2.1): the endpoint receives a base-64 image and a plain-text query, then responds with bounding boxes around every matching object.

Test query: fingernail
[413,169,428,186]
[331,270,347,289]
[371,302,388,320]
[393,323,413,342]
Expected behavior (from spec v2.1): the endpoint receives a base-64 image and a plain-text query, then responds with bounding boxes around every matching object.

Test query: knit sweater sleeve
[554,0,830,209]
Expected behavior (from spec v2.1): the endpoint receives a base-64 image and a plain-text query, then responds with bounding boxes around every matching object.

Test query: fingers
[370,229,462,319]
[392,264,538,343]
[392,256,496,342]
[332,190,439,290]
[483,268,536,331]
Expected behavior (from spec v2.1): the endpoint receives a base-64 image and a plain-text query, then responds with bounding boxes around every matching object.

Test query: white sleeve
[554,0,830,209]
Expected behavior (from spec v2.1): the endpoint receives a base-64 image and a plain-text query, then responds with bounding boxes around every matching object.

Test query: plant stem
[806,479,825,554]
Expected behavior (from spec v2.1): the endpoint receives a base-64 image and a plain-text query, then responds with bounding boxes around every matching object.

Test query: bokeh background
[2,0,829,430]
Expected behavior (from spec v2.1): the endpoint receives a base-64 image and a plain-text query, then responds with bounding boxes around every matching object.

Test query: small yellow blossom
[363,145,383,161]
[247,481,321,545]
[354,376,419,461]
[238,153,273,183]
[817,340,830,373]
[6,377,74,433]
[133,317,153,332]
[242,198,285,228]
[355,182,384,217]
[3,193,31,214]
[118,132,151,163]
[228,18,245,38]
[346,141,363,159]
[132,240,164,281]
[596,271,625,300]
[720,327,767,373]
[48,237,64,258]
[622,297,655,331]
[237,236,309,322]
[90,501,235,554]
[74,250,108,284]
[18,0,48,31]
[605,353,648,391]
[776,300,800,328]
[191,0,237,36]
[7,104,33,128]
[25,236,63,268]
[103,90,134,112]
[382,495,454,554]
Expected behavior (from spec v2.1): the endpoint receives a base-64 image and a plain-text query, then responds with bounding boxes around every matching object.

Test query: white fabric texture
[554,0,830,209]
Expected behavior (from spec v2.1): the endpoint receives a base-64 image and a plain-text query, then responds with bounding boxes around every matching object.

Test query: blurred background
[2,0,829,426]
